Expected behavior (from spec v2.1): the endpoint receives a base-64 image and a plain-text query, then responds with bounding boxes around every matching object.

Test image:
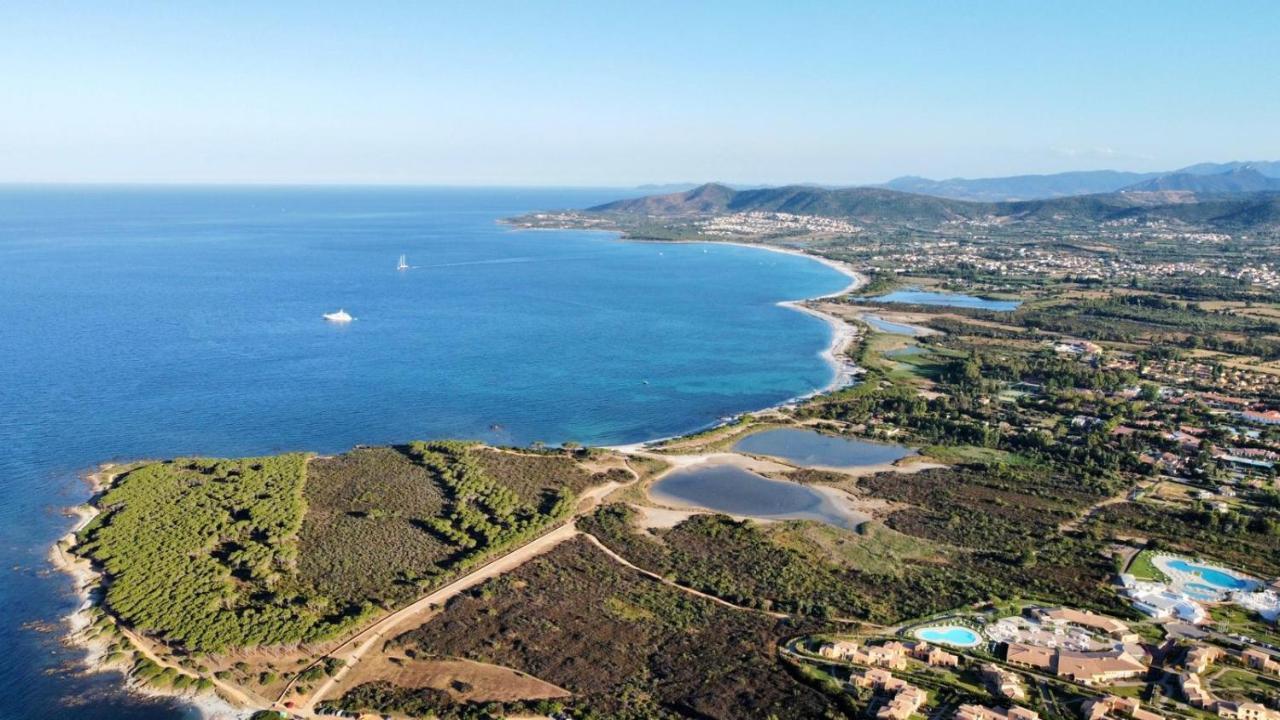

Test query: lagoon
[867,288,1021,311]
[649,463,862,530]
[862,313,930,336]
[733,428,913,469]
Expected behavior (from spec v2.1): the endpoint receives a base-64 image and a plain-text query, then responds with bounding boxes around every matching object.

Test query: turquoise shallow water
[0,186,847,719]
[915,626,981,647]
[1166,559,1254,590]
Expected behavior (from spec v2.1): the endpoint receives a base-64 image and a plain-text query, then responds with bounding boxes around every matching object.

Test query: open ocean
[0,186,847,719]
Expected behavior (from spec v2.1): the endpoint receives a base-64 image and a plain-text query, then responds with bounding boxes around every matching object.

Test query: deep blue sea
[0,186,847,719]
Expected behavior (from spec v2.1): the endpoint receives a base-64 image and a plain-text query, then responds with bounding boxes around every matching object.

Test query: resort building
[1053,649,1147,686]
[981,663,1026,701]
[1082,695,1163,720]
[955,704,1040,720]
[1121,579,1208,624]
[1243,649,1280,675]
[821,639,959,671]
[819,640,908,670]
[1006,642,1147,686]
[1186,645,1223,674]
[1034,608,1138,642]
[1217,702,1280,720]
[1180,672,1215,709]
[913,642,961,668]
[1005,642,1055,670]
[851,668,928,720]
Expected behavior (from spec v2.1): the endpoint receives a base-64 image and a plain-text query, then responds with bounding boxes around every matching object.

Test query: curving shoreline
[50,235,866,718]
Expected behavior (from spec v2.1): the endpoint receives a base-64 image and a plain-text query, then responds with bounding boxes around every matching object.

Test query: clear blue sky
[2,1,1277,185]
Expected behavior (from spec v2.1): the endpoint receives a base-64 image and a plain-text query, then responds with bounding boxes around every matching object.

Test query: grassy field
[764,520,943,575]
[1125,549,1168,582]
[1210,667,1280,705]
[919,444,1024,465]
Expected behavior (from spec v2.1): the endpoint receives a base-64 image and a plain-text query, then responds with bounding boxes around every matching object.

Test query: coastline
[51,466,251,720]
[50,229,867,719]
[602,235,866,449]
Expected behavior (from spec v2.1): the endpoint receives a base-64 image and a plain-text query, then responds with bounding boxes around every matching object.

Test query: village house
[913,641,961,668]
[1217,702,1280,720]
[981,662,1026,701]
[1082,695,1164,720]
[1180,671,1215,708]
[1186,645,1224,674]
[819,640,909,670]
[1243,649,1280,675]
[851,668,928,720]
[1242,410,1280,427]
[955,704,1040,720]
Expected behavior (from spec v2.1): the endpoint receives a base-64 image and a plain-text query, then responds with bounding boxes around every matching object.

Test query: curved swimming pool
[1165,559,1256,591]
[914,625,981,647]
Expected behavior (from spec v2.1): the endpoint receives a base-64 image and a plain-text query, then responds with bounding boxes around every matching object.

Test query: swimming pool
[914,625,981,647]
[1166,559,1256,591]
[1184,583,1221,601]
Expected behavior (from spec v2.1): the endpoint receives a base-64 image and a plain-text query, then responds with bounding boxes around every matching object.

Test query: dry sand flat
[323,656,569,705]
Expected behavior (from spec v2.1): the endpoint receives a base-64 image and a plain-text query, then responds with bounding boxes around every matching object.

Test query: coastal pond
[732,427,913,470]
[861,313,931,336]
[864,288,1021,311]
[648,462,864,531]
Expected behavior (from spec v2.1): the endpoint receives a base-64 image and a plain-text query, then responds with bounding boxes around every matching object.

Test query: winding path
[285,480,624,715]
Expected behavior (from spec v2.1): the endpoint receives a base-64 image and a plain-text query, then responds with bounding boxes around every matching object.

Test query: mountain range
[877,162,1280,201]
[588,181,1280,231]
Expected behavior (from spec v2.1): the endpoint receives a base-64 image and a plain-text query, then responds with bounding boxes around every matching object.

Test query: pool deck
[1151,553,1260,601]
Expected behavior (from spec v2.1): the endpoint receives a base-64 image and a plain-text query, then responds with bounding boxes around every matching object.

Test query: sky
[2,1,1278,186]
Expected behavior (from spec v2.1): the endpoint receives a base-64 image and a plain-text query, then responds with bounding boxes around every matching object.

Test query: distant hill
[880,170,1159,202]
[1122,168,1280,193]
[585,182,1280,231]
[871,161,1280,201]
[590,183,980,224]
[1174,161,1280,177]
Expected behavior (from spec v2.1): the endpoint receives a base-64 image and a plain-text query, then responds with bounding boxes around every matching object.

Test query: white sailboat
[323,309,354,323]
[397,254,409,271]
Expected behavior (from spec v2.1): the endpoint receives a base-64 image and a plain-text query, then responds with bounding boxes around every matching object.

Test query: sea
[0,186,848,719]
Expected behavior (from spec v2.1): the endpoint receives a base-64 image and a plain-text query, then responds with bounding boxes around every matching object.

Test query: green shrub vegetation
[390,536,840,719]
[581,500,1126,623]
[76,442,600,654]
[77,455,368,652]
